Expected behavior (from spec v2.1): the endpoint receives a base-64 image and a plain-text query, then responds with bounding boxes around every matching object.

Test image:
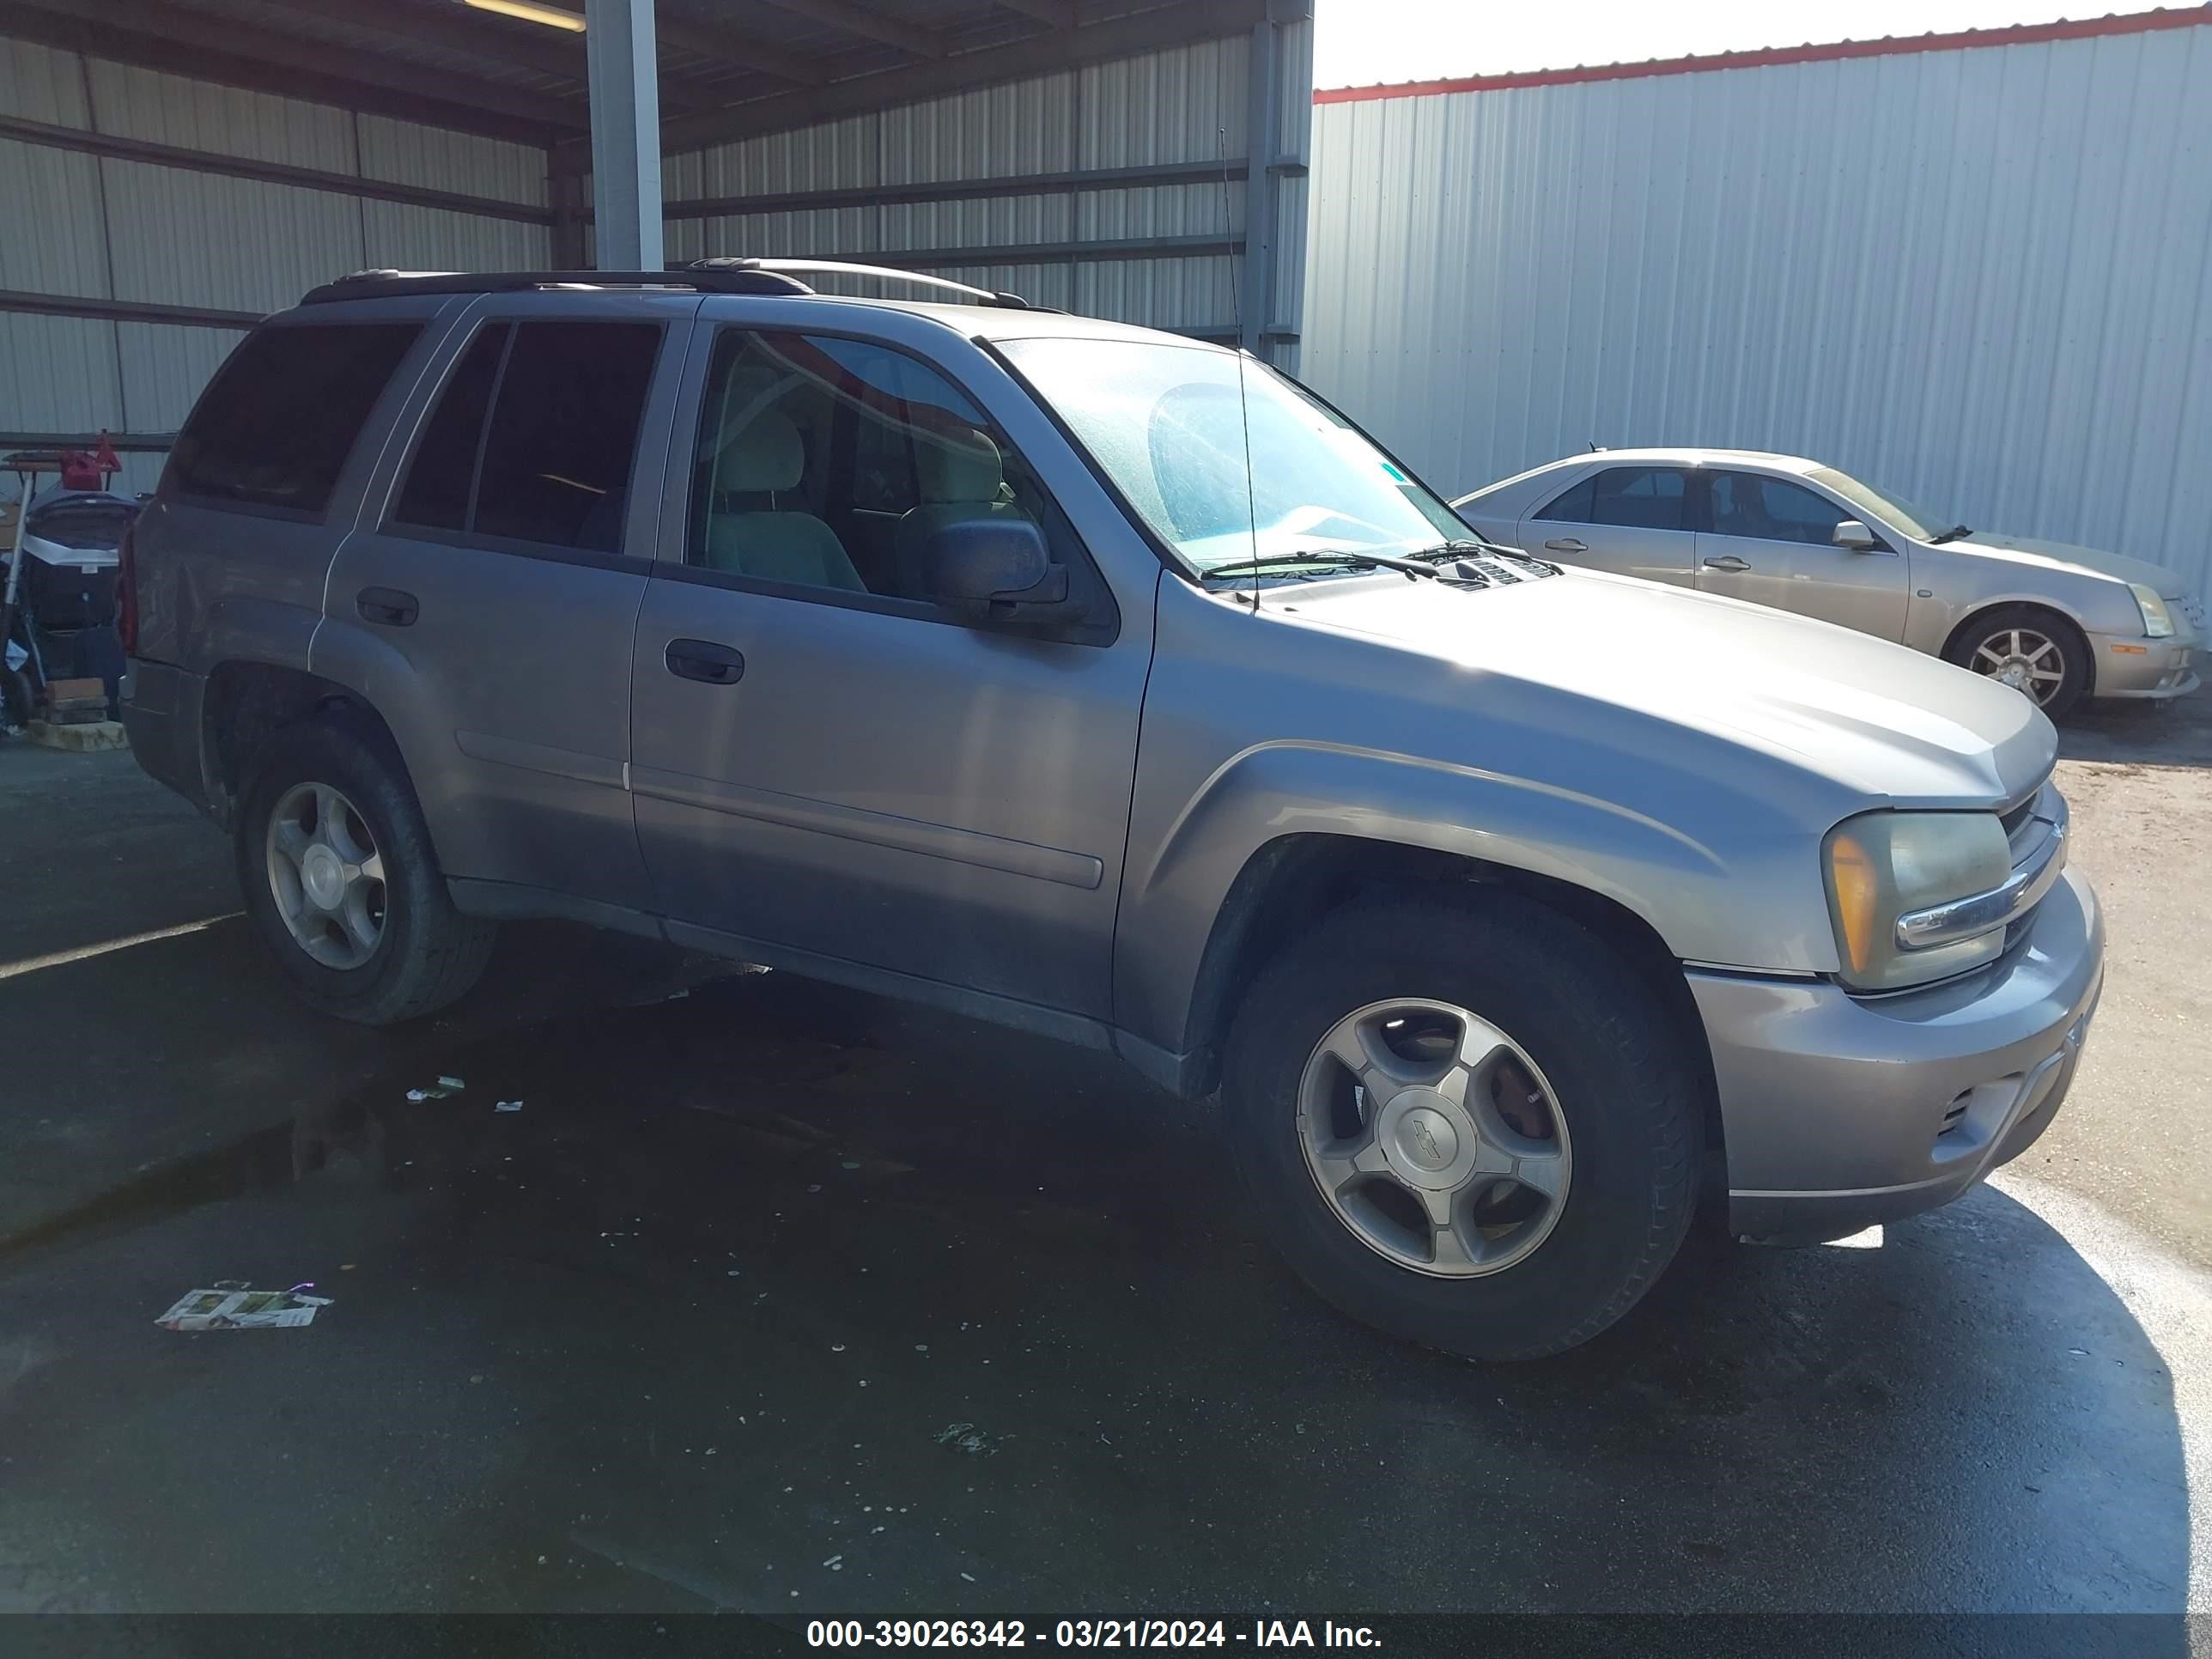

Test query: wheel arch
[1941,599,2098,698]
[201,660,409,832]
[1176,832,1724,1167]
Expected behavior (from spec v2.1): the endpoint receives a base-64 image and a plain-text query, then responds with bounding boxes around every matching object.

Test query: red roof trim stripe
[1314,5,2212,104]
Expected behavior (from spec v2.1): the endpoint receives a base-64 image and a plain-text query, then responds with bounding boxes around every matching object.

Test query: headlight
[1822,811,2013,992]
[2130,583,2174,639]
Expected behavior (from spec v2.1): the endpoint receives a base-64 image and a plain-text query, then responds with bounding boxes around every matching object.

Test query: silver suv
[120,262,2105,1360]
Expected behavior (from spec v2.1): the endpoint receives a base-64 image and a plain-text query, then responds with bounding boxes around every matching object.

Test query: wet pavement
[0,703,2207,1622]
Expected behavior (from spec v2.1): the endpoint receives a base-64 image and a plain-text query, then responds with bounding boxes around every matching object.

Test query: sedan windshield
[1808,466,1957,543]
[998,337,1468,574]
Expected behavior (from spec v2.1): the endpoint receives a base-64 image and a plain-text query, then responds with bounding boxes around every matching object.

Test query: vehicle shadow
[2061,687,2210,769]
[0,969,2189,1626]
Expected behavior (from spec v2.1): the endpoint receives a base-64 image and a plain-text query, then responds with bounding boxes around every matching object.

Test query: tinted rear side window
[1534,475,1596,523]
[169,323,421,515]
[1590,466,1688,531]
[472,321,660,552]
[392,324,509,533]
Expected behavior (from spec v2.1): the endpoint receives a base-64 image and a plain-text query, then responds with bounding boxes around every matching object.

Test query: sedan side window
[1710,472,1850,547]
[1588,466,1689,532]
[1533,475,1595,524]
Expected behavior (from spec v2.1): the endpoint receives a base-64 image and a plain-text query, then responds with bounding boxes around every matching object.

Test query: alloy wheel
[1970,627,2066,706]
[1296,998,1572,1278]
[264,781,387,970]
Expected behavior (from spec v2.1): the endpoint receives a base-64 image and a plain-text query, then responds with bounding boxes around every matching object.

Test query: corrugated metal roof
[1316,4,2212,98]
[1299,11,2212,597]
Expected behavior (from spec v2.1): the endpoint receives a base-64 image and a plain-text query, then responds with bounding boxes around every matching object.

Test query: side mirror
[1832,519,1880,551]
[922,518,1079,623]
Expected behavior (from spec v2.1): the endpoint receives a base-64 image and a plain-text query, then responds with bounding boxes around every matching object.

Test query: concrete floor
[0,699,2206,1620]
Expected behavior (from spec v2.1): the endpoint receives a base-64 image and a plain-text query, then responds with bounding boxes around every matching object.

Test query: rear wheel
[1946,605,2089,719]
[236,715,495,1024]
[1222,892,1702,1361]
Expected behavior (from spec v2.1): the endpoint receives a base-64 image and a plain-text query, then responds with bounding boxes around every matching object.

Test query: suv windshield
[999,337,1467,574]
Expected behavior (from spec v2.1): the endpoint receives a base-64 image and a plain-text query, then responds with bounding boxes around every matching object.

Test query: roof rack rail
[297,267,815,306]
[687,258,1032,309]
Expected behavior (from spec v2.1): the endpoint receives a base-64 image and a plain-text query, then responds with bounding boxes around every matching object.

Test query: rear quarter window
[167,322,422,517]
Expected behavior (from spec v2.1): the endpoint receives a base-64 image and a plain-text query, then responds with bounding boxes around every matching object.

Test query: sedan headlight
[2130,583,2175,639]
[1822,811,2013,992]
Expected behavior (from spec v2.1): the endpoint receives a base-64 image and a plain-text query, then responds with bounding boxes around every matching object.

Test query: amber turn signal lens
[1827,829,1880,975]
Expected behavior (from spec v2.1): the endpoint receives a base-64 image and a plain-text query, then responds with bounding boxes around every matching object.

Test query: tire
[234,713,496,1024]
[1222,891,1702,1362]
[1944,604,2090,720]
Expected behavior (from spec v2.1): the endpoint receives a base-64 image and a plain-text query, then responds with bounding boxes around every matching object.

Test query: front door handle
[1702,555,1752,573]
[665,638,744,685]
[1542,538,1587,552]
[356,586,418,626]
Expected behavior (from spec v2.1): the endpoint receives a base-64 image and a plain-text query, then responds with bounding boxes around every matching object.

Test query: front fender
[1111,739,1837,1057]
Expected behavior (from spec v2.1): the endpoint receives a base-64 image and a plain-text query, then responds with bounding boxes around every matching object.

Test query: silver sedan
[1454,447,2203,718]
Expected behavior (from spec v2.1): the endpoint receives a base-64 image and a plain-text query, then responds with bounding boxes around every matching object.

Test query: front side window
[686,329,1079,605]
[170,322,421,515]
[390,319,660,555]
[995,337,1464,573]
[1710,471,1850,547]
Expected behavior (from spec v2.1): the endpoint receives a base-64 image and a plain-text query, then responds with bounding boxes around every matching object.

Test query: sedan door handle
[1702,555,1752,573]
[664,638,744,685]
[356,586,418,626]
[1542,538,1587,552]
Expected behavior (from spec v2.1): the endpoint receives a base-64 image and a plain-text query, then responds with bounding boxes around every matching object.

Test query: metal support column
[1241,15,1282,359]
[585,0,662,271]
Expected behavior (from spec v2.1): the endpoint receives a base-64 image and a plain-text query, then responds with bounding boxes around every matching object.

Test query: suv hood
[1953,532,2185,596]
[1276,566,2055,809]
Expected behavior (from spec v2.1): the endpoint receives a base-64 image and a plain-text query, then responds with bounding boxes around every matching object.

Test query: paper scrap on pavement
[155,1287,332,1331]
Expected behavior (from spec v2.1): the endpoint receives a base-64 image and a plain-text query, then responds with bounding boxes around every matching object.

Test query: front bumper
[2088,621,2199,700]
[1690,865,2104,1242]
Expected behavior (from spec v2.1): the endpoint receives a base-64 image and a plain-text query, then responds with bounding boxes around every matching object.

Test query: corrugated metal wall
[1299,17,2212,598]
[0,11,1317,504]
[0,35,549,497]
[661,15,1314,354]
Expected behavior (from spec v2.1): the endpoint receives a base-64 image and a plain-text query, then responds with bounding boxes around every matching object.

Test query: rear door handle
[1702,556,1752,573]
[665,638,744,685]
[1542,538,1587,552]
[356,586,418,626]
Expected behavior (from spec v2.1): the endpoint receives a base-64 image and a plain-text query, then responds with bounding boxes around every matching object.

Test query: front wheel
[236,715,496,1024]
[1946,605,2089,720]
[1222,892,1703,1361]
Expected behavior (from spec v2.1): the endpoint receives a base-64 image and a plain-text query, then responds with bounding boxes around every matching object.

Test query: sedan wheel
[1948,605,2088,719]
[1971,626,2067,706]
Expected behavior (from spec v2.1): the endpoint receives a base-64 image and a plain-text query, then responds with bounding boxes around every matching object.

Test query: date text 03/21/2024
[806,1620,1382,1648]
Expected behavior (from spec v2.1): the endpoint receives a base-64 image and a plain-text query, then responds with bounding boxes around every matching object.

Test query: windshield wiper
[1927,524,1972,544]
[1201,548,1438,582]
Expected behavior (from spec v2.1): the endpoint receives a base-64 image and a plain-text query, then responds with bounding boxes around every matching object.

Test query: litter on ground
[933,1423,1003,1457]
[495,1100,524,1113]
[156,1285,331,1331]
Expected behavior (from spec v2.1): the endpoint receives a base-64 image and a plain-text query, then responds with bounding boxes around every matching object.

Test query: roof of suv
[289,264,1236,354]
